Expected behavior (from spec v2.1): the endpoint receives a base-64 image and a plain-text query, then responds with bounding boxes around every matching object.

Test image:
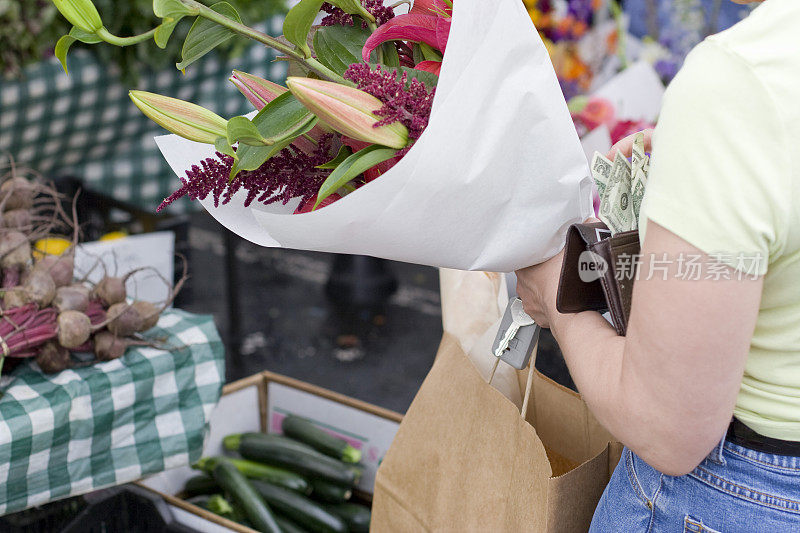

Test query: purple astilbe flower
[158,136,337,211]
[343,63,435,144]
[321,0,395,28]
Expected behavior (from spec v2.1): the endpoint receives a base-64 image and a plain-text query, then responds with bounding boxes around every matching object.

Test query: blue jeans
[590,440,800,532]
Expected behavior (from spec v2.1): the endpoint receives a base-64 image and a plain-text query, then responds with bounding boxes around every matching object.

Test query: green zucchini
[206,494,236,518]
[310,479,352,504]
[250,481,348,533]
[324,502,371,533]
[275,515,311,533]
[281,415,362,463]
[224,433,359,486]
[211,459,281,533]
[195,456,311,494]
[183,474,219,497]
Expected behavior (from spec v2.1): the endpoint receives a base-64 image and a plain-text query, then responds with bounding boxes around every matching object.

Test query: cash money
[590,152,613,199]
[593,139,650,235]
[598,152,629,231]
[606,152,634,233]
[630,133,648,221]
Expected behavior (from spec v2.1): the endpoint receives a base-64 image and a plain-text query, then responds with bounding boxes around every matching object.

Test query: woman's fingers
[605,128,654,159]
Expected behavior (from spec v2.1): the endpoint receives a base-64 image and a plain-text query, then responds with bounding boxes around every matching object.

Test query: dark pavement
[182,212,574,414]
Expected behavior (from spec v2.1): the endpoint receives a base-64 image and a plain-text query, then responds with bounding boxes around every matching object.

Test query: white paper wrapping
[156,0,593,272]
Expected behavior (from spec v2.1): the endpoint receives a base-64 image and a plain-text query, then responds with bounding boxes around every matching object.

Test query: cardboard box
[139,371,403,532]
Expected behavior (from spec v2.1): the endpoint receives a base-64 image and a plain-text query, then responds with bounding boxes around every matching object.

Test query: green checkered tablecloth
[0,17,286,211]
[0,308,224,515]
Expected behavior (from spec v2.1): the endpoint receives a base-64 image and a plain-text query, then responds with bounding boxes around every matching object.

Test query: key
[493,299,535,357]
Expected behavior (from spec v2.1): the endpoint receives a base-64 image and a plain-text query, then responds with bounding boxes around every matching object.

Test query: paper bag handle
[487,338,540,418]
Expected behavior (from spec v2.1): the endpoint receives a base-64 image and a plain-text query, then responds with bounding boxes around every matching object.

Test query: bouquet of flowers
[51,0,593,272]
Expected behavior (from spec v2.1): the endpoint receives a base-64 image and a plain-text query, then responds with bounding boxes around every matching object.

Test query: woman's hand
[514,249,565,329]
[606,129,654,159]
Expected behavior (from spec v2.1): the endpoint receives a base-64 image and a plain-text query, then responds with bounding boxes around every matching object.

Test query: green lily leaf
[153,0,200,48]
[176,1,241,69]
[316,145,353,169]
[283,0,324,58]
[54,35,76,74]
[52,0,103,33]
[153,0,196,17]
[312,24,372,76]
[418,42,443,62]
[215,136,236,158]
[227,116,269,146]
[315,145,398,208]
[231,92,317,177]
[412,43,425,65]
[381,42,400,68]
[54,26,103,74]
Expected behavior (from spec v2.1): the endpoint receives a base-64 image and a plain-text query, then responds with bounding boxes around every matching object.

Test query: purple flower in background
[567,0,595,25]
[654,58,679,80]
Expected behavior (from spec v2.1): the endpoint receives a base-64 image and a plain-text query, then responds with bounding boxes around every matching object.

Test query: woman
[516,0,800,530]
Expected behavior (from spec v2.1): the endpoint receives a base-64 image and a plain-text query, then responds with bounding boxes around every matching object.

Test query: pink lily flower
[230,70,287,110]
[230,70,330,154]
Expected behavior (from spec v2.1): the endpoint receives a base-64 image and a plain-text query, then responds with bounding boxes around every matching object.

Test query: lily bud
[52,0,103,33]
[286,77,408,150]
[129,91,228,144]
[230,70,288,110]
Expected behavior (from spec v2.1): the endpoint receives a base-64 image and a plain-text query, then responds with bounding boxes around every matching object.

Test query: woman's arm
[516,220,763,475]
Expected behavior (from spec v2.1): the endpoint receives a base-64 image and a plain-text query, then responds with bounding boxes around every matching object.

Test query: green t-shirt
[639,0,800,441]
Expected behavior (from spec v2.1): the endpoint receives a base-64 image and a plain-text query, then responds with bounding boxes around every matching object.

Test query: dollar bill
[630,134,648,222]
[631,167,647,222]
[601,152,633,234]
[631,132,646,177]
[590,152,613,199]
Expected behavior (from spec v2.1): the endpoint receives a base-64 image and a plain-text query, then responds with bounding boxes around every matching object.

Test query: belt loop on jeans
[707,434,727,465]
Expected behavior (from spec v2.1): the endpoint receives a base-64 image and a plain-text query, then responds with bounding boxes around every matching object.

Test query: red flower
[362,0,452,73]
[294,193,343,213]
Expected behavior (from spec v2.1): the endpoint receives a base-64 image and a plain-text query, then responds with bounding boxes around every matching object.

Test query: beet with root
[57,310,92,349]
[131,300,160,331]
[37,252,74,288]
[93,331,151,362]
[93,276,128,307]
[0,177,36,211]
[36,342,72,374]
[0,231,31,269]
[3,287,31,308]
[53,285,91,313]
[2,209,31,229]
[93,331,129,361]
[23,267,56,307]
[105,302,144,337]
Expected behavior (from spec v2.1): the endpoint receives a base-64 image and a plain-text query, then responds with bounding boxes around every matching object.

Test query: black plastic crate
[0,485,201,533]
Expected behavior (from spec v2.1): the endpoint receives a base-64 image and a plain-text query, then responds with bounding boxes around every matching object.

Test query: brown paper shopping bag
[372,270,622,532]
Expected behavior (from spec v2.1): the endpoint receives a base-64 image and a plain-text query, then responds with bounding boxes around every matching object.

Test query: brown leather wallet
[556,222,641,335]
